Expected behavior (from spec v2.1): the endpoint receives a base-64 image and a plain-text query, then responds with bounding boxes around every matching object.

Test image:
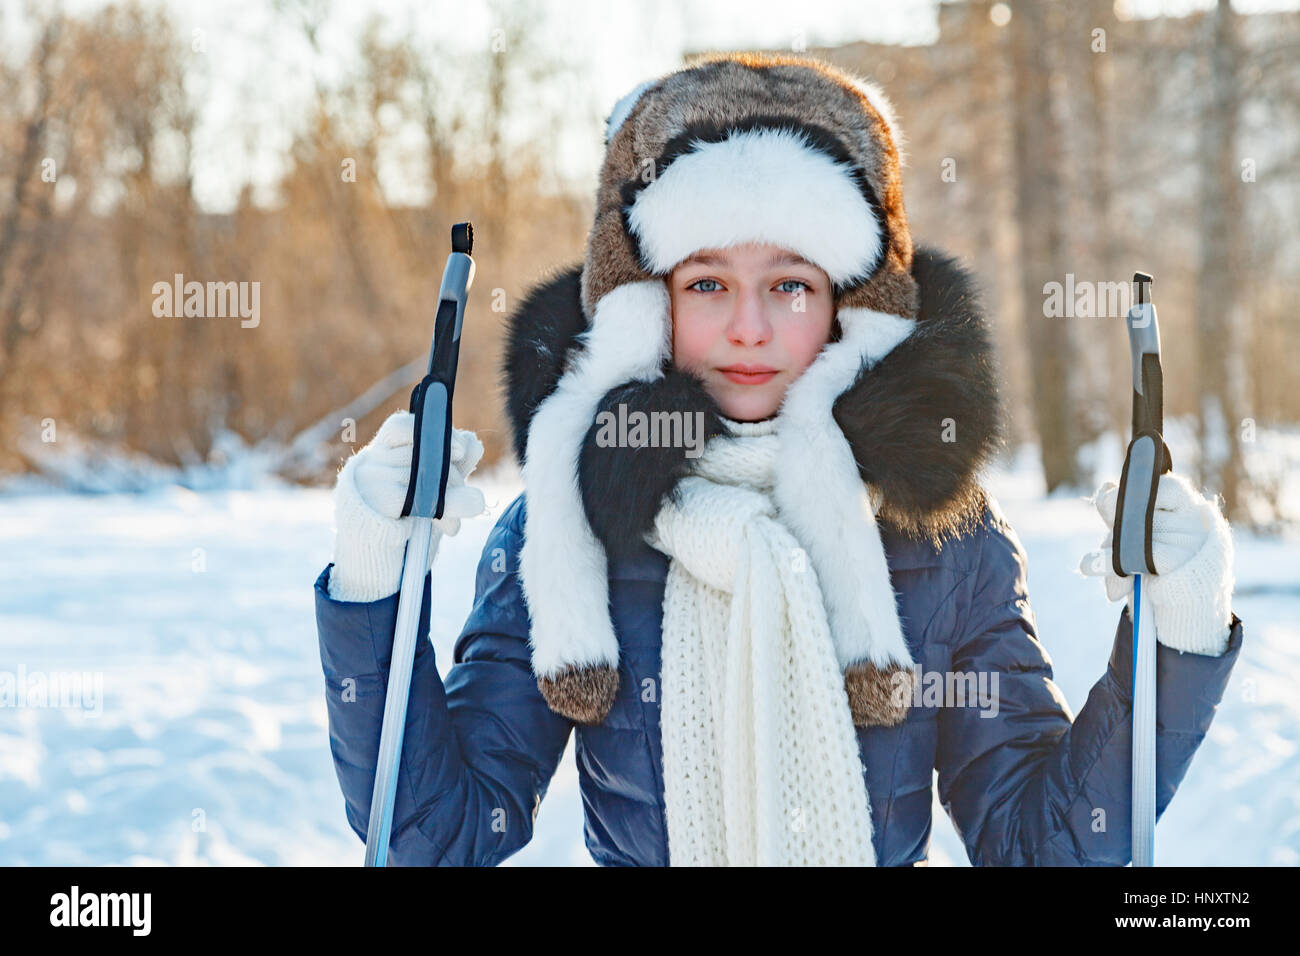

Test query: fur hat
[501,52,1003,726]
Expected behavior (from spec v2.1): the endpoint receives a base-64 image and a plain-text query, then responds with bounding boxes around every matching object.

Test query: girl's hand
[328,410,486,603]
[1078,471,1235,656]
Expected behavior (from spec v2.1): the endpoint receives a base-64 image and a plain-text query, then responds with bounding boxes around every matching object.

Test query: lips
[718,364,778,385]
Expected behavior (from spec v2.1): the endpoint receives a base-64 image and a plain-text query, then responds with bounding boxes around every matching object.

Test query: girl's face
[669,242,836,422]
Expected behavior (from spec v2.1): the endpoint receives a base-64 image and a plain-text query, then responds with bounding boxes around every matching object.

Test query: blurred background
[1,0,1297,866]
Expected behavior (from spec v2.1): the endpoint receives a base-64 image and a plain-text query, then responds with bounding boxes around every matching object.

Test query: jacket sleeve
[934,503,1244,866]
[315,496,573,865]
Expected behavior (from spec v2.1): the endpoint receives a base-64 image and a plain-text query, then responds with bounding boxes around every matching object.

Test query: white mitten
[329,410,486,603]
[1079,471,1235,656]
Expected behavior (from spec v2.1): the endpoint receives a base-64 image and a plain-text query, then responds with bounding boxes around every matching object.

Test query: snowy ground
[0,446,1296,866]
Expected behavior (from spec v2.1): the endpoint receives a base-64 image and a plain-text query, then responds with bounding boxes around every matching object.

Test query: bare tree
[1062,0,1124,464]
[0,14,60,391]
[1194,0,1249,520]
[1010,0,1082,492]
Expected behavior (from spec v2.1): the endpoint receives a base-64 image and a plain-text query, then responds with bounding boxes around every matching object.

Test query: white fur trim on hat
[625,126,884,285]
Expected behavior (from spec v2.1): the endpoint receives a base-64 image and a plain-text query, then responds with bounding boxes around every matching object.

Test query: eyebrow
[680,250,814,269]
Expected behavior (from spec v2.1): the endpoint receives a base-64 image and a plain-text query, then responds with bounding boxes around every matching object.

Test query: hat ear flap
[519,278,673,724]
[769,304,918,724]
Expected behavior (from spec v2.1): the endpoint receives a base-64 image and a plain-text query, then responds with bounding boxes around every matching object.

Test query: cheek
[670,296,715,368]
[780,301,836,372]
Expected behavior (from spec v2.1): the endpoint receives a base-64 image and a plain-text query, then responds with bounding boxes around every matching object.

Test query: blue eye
[777,279,811,294]
[688,278,721,293]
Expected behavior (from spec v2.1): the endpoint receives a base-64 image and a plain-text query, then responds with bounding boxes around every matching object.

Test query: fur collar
[501,243,1004,559]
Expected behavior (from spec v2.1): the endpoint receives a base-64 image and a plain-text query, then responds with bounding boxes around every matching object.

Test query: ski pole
[364,221,476,867]
[1111,272,1172,868]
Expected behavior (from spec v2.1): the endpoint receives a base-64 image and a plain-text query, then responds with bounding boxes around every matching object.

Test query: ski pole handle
[1125,272,1172,474]
[1113,273,1172,578]
[402,222,475,521]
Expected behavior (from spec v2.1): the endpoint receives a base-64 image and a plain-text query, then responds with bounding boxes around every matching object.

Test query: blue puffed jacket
[314,490,1243,866]
[314,247,1245,865]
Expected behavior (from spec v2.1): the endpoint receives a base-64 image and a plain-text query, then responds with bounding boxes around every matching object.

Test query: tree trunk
[1010,0,1080,492]
[1195,0,1248,520]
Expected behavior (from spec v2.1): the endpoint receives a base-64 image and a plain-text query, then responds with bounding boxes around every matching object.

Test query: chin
[718,389,781,422]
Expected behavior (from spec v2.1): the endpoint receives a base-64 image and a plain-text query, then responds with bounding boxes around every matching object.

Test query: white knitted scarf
[644,415,877,866]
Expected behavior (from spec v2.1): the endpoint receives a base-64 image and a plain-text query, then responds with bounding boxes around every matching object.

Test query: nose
[726,288,772,347]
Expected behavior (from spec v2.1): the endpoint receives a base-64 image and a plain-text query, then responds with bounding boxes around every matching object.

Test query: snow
[0,445,1296,866]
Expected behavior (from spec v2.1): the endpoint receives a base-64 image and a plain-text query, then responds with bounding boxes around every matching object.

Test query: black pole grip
[400,222,473,521]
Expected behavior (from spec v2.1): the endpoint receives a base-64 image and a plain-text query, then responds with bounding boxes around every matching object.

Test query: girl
[315,53,1243,866]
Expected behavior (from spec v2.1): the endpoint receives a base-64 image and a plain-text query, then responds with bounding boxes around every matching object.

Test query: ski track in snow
[0,451,1295,866]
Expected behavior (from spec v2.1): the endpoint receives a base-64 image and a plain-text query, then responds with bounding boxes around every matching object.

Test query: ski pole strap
[1113,433,1164,576]
[1112,273,1172,578]
[404,372,454,520]
[401,223,475,521]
